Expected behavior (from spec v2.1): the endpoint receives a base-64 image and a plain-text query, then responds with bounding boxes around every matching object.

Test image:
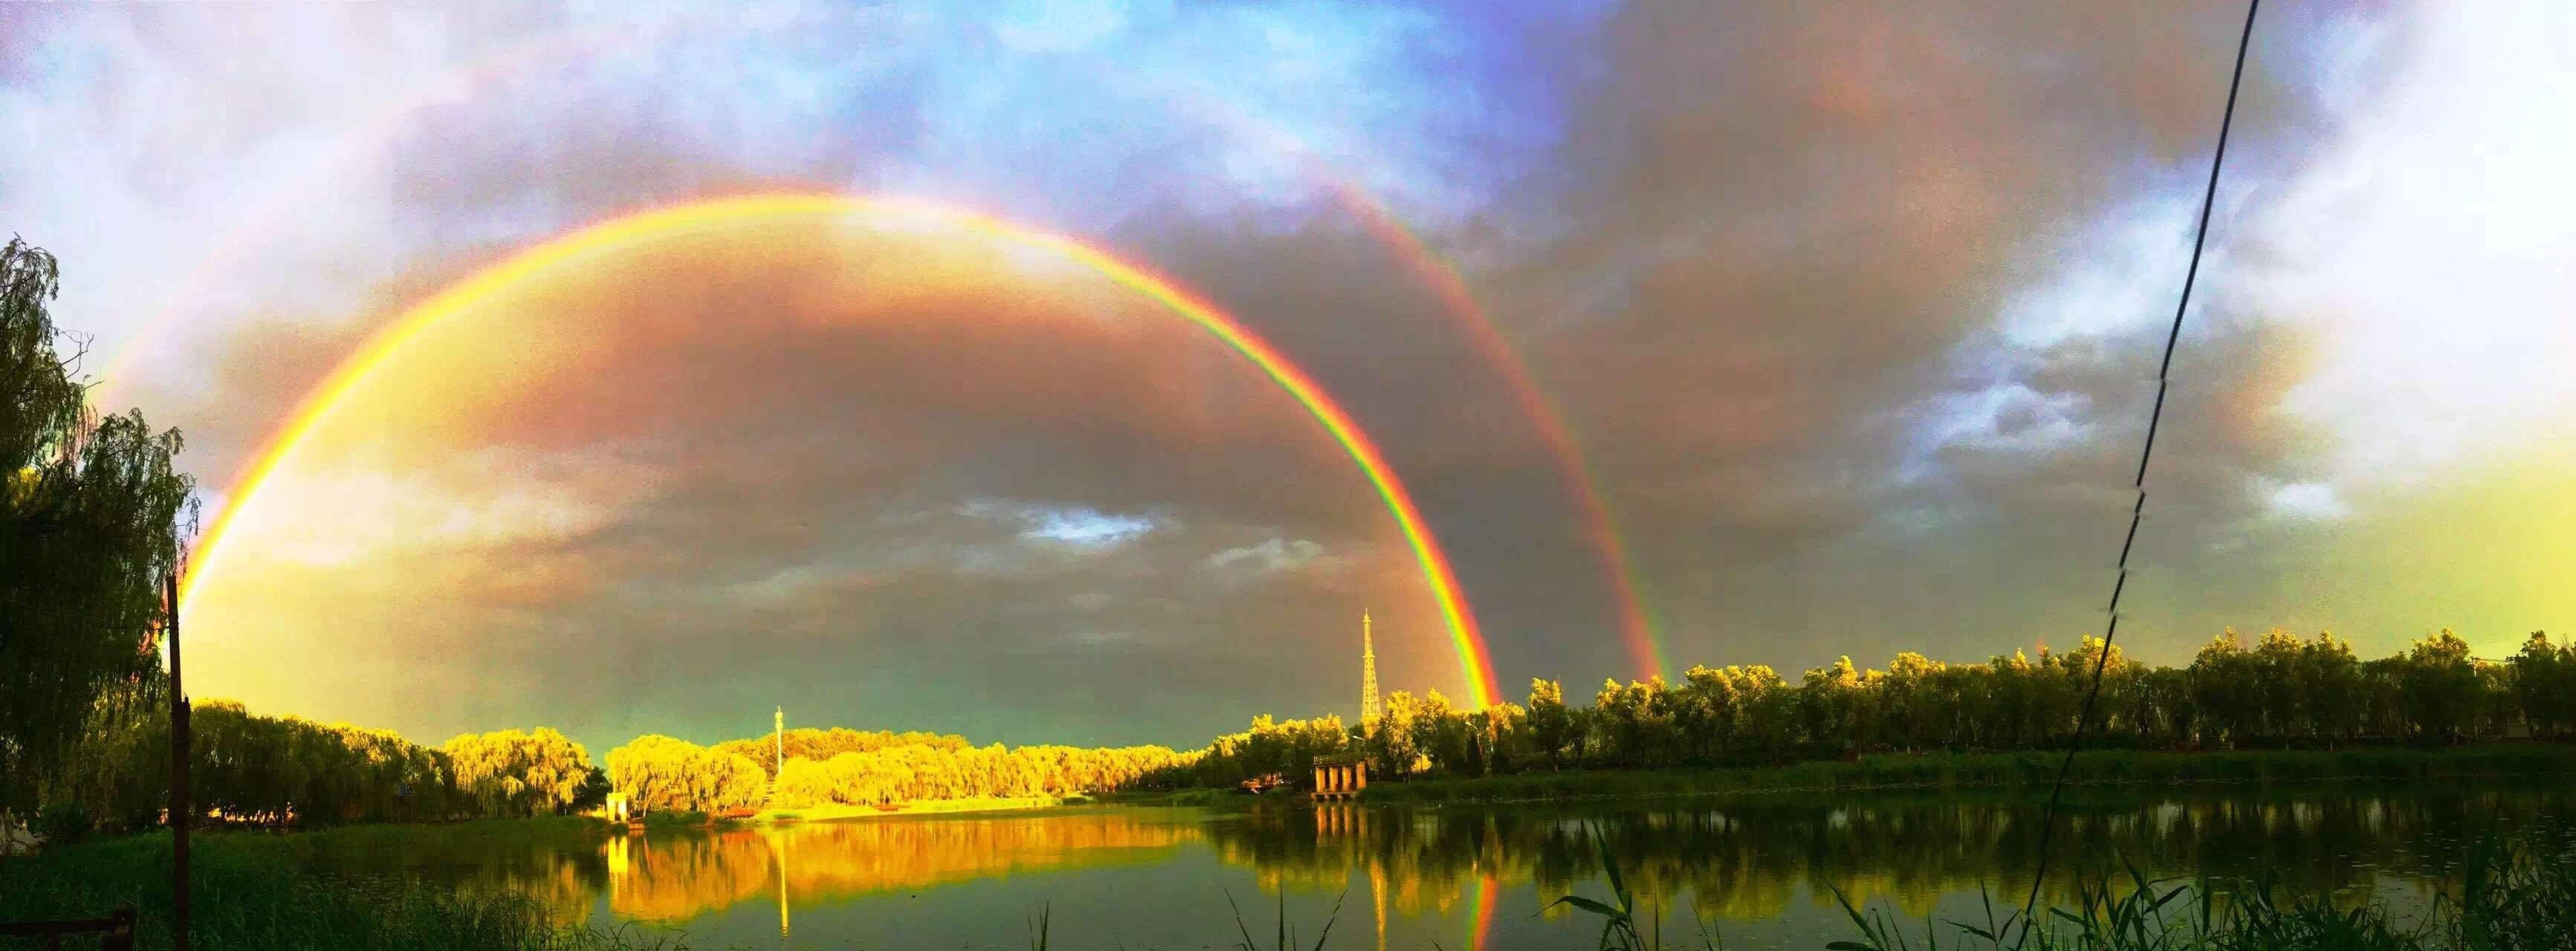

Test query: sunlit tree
[442,728,593,817]
[1,238,198,818]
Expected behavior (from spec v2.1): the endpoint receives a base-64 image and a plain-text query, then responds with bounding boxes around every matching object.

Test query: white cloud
[956,499,1159,549]
[1205,537,1324,577]
[2248,2,2576,482]
[1020,508,1157,548]
[2263,481,2349,521]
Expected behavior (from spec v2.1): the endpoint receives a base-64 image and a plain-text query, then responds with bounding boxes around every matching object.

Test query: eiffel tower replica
[767,707,783,805]
[1360,610,1382,737]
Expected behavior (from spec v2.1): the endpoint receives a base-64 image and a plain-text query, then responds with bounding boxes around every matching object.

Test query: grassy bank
[1359,743,2576,805]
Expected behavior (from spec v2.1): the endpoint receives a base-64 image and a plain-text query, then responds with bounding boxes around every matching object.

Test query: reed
[1825,837,2575,950]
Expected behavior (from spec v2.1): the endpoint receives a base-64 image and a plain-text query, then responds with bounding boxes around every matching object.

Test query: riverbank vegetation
[1356,744,2576,804]
[28,629,2575,843]
[30,689,614,837]
[1188,629,2576,789]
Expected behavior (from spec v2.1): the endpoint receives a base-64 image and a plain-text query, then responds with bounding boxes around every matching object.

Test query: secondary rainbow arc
[94,12,1665,686]
[177,192,1504,709]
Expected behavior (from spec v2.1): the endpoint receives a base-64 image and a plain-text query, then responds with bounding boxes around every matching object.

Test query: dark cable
[2016,0,2262,935]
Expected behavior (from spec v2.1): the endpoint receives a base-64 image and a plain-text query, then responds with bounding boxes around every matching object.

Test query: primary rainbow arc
[178,192,1504,708]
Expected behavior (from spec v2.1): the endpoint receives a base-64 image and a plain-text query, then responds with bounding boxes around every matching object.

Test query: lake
[304,782,2576,950]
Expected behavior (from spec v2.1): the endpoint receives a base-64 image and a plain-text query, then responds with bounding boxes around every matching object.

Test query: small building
[1313,753,1369,801]
[604,792,635,824]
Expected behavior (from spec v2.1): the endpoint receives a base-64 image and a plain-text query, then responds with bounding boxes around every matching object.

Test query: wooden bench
[0,908,136,950]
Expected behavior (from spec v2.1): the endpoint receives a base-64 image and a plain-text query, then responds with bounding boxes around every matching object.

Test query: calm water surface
[310,782,2576,950]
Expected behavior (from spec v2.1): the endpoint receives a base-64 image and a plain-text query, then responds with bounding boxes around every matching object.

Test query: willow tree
[1,238,197,817]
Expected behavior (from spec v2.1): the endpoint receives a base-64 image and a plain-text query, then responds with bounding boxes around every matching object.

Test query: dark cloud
[30,0,2564,752]
[181,221,1460,749]
[1429,0,2408,678]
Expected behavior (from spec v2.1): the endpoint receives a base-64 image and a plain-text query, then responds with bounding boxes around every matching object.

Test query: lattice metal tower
[1360,610,1382,736]
[770,707,784,804]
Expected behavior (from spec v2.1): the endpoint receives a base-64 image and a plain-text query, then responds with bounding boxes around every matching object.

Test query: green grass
[1361,744,2576,805]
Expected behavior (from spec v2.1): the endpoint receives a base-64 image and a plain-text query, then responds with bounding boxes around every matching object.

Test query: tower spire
[1360,609,1381,736]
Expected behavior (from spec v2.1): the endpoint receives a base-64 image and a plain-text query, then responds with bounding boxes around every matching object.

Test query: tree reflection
[348,785,2569,935]
[1213,784,2569,923]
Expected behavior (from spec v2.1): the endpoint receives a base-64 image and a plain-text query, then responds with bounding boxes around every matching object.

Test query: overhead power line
[2016,0,2264,935]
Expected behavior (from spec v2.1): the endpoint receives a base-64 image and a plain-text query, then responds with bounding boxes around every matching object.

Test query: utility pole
[165,571,190,951]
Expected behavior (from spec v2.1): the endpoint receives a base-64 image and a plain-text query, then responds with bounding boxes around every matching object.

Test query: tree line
[34,681,613,834]
[1188,629,2576,785]
[612,728,1190,814]
[27,626,2569,835]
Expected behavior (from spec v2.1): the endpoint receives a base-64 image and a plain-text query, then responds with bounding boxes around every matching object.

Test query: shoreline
[1352,742,2576,806]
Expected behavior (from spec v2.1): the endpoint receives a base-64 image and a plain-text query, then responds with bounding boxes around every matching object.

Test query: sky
[4,1,2572,754]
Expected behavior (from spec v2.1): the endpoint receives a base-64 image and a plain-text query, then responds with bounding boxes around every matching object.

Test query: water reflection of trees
[606,811,1203,923]
[309,827,612,926]
[1214,785,2572,922]
[349,786,2569,933]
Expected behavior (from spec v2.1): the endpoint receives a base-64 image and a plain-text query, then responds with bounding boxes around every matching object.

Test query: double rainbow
[178,193,1504,708]
[131,9,1683,701]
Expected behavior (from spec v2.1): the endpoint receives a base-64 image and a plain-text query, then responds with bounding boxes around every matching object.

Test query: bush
[33,802,91,848]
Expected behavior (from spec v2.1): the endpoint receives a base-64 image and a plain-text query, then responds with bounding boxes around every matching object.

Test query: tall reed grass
[1542,822,2576,951]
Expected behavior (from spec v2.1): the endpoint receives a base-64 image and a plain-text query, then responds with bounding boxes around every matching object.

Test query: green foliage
[442,728,595,818]
[1210,630,2539,788]
[32,801,91,847]
[1,237,198,817]
[770,739,1182,808]
[606,736,764,814]
[711,726,975,779]
[2508,632,2575,739]
[45,695,470,828]
[1362,745,2576,804]
[1191,714,1349,788]
[638,809,709,828]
